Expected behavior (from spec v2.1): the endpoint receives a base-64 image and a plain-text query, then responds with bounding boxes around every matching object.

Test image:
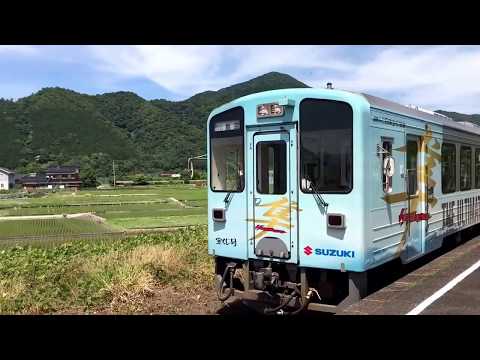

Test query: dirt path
[169,197,192,208]
[124,226,190,235]
[0,212,106,222]
[55,284,224,315]
[55,284,257,315]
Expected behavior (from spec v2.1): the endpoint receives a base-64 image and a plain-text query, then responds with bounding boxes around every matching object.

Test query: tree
[81,167,99,188]
[180,169,191,181]
[133,174,148,185]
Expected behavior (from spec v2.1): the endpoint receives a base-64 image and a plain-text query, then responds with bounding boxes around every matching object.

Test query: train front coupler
[250,264,320,315]
[251,265,281,291]
[216,261,237,302]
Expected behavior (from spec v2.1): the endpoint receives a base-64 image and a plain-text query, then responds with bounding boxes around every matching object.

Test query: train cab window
[406,139,418,196]
[475,148,480,189]
[460,146,472,191]
[209,107,245,192]
[382,139,393,193]
[256,141,287,194]
[442,143,457,194]
[300,99,353,193]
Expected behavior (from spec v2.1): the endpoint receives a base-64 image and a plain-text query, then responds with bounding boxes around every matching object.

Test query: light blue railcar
[207,87,480,313]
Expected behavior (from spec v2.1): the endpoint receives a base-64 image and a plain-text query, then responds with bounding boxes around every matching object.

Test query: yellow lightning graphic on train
[247,197,301,240]
[383,126,441,254]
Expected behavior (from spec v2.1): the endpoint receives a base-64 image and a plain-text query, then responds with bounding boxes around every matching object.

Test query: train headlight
[212,208,226,222]
[327,213,346,229]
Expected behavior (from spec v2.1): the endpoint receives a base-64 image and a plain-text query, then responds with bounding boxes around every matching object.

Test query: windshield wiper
[224,192,234,208]
[306,176,329,209]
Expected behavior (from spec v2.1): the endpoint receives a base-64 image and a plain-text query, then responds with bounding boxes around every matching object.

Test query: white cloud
[3,45,480,113]
[88,45,225,94]
[87,45,480,113]
[223,45,353,82]
[312,45,480,113]
[87,45,354,96]
[0,45,39,55]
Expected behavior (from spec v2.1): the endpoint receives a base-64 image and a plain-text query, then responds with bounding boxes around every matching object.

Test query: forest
[0,71,476,183]
[0,72,308,182]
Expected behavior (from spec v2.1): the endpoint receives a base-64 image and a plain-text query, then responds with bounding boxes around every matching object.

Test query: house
[20,173,49,192]
[21,165,82,191]
[0,167,15,190]
[46,165,81,189]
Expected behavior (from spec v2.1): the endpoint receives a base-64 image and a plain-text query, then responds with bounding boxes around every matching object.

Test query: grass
[0,226,212,314]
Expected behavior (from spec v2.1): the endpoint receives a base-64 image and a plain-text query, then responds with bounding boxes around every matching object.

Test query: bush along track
[0,226,218,314]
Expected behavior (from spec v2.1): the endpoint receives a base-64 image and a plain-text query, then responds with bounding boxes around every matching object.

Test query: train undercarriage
[214,257,368,315]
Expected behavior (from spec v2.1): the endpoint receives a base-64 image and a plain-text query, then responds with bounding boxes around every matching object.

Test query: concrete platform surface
[339,237,480,315]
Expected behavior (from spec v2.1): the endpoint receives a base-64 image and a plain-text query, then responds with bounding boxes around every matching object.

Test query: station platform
[338,236,480,315]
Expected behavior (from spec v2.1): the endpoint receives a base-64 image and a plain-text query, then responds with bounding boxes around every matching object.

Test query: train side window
[442,143,457,194]
[475,148,480,189]
[406,139,418,196]
[460,145,472,191]
[382,139,393,193]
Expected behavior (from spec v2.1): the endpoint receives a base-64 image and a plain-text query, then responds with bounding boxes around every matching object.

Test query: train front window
[210,107,245,192]
[300,99,353,193]
[256,141,287,194]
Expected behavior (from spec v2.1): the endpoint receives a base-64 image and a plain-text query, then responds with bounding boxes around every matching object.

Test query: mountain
[435,110,480,126]
[0,72,309,178]
[3,70,478,180]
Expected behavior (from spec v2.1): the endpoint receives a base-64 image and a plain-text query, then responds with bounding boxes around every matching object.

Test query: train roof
[359,92,480,136]
[214,88,480,136]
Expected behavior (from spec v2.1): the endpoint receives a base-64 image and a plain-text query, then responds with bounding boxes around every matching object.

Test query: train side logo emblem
[303,245,355,258]
[304,246,313,255]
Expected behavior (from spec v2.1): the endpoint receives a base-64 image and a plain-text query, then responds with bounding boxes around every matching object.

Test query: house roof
[20,174,49,185]
[46,165,80,174]
[0,167,15,175]
[20,173,82,185]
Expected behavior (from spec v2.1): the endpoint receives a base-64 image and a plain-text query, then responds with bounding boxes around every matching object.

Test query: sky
[1,45,480,114]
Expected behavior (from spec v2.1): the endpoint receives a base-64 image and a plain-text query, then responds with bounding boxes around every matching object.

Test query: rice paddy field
[0,218,116,238]
[0,185,218,314]
[0,184,207,241]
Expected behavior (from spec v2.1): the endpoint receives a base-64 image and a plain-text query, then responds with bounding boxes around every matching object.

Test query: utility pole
[113,160,116,188]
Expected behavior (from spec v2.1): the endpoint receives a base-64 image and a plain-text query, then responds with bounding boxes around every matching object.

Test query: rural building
[46,165,81,189]
[21,165,81,191]
[0,167,15,190]
[20,173,49,191]
[160,172,181,178]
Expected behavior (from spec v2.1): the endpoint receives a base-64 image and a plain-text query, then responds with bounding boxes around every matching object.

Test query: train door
[249,131,295,261]
[403,134,425,261]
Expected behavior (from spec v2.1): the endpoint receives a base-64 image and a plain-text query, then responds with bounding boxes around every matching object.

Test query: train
[207,86,480,314]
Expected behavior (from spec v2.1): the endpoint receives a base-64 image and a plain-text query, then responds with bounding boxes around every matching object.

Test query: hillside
[0,72,308,178]
[3,70,478,180]
[435,110,480,126]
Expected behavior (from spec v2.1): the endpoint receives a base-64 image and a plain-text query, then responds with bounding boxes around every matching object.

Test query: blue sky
[1,45,479,113]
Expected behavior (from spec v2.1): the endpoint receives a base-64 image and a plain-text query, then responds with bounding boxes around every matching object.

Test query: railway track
[215,226,480,316]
